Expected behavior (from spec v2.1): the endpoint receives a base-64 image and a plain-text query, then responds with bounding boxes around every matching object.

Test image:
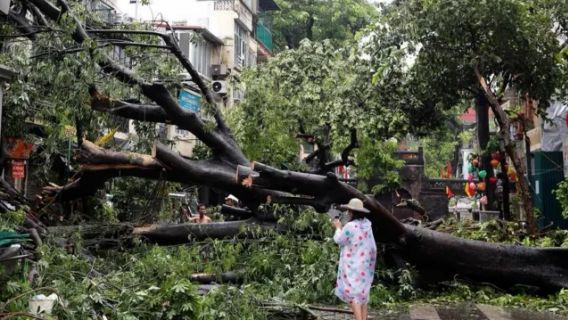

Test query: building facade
[114,0,278,157]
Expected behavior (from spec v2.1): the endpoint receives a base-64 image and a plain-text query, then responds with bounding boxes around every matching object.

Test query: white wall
[115,0,238,61]
[116,0,215,28]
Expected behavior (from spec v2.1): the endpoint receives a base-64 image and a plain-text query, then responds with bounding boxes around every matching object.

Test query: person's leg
[362,304,368,320]
[351,303,363,320]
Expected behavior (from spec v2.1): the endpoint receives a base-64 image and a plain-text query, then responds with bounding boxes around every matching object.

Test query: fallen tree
[6,0,568,292]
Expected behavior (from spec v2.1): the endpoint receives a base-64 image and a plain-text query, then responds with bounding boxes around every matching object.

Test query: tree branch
[26,0,248,165]
[6,8,38,40]
[26,1,50,27]
[30,44,111,59]
[89,85,170,123]
[140,83,248,164]
[86,29,230,132]
[98,40,172,50]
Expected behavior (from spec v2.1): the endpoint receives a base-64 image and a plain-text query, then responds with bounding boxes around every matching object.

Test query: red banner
[12,160,25,179]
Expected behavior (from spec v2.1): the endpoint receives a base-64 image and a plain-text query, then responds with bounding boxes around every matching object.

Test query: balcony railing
[256,21,273,52]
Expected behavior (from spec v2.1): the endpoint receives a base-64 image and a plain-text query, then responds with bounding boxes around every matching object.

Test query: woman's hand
[333,218,342,230]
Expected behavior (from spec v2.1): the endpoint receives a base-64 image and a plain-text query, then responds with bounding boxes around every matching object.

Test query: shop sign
[178,89,201,113]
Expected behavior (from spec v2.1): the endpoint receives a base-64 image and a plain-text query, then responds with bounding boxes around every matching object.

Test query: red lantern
[491,151,501,161]
[477,182,486,191]
[490,159,500,168]
[489,176,498,184]
[465,183,474,197]
[472,159,479,167]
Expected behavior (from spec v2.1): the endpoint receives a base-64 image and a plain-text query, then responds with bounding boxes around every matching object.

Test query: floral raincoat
[333,218,377,304]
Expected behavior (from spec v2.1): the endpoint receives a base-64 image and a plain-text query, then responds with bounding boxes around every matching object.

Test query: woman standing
[333,198,377,320]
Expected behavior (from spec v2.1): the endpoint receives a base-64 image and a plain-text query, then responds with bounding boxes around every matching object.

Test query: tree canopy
[270,0,378,51]
[372,0,566,114]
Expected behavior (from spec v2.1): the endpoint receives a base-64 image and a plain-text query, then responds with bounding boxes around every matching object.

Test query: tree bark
[475,93,496,211]
[401,226,568,291]
[500,156,511,220]
[189,271,243,284]
[133,219,280,244]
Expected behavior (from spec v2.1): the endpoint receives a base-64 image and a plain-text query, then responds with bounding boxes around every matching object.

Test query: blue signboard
[178,90,201,113]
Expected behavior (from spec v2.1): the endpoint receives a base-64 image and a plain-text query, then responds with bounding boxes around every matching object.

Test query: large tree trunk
[47,219,281,246]
[401,227,568,291]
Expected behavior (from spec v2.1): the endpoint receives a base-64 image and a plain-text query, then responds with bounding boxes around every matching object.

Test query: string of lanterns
[464,151,518,207]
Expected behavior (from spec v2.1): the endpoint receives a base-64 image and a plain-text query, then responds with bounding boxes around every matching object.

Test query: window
[176,126,189,137]
[112,46,132,68]
[190,38,212,78]
[177,32,212,78]
[233,88,245,103]
[247,46,257,67]
[87,0,115,23]
[241,0,253,10]
[234,22,248,69]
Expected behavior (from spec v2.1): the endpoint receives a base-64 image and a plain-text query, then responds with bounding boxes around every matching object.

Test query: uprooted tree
[3,0,568,292]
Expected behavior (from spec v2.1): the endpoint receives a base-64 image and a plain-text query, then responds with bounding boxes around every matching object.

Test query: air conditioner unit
[212,80,228,95]
[211,64,228,77]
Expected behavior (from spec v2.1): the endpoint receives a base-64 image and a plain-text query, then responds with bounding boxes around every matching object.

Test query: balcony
[256,21,273,52]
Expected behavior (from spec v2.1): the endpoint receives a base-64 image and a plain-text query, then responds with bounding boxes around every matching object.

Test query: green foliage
[0,5,184,221]
[419,130,460,178]
[374,264,418,300]
[355,137,404,193]
[199,286,266,320]
[554,179,568,219]
[270,0,378,51]
[276,205,334,238]
[228,39,417,181]
[109,178,180,223]
[227,40,340,166]
[437,217,568,248]
[0,208,26,231]
[371,0,566,116]
[31,245,200,319]
[1,209,341,319]
[5,211,568,317]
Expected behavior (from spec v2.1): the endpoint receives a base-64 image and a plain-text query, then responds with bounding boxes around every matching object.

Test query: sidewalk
[314,303,567,320]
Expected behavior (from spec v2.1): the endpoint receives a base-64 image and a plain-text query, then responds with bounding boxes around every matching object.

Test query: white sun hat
[339,198,370,213]
[225,194,239,202]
